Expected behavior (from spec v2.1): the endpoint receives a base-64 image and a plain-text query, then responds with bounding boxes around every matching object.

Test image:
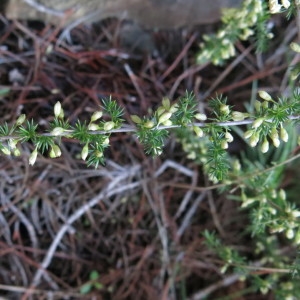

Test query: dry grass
[0,12,297,300]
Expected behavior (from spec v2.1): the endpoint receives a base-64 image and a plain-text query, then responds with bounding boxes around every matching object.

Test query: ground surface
[0,7,297,300]
[4,0,242,28]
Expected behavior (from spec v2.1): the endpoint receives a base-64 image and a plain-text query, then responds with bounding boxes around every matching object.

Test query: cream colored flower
[29,148,38,166]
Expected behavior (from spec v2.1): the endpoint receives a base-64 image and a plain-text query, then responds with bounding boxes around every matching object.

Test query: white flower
[252,117,264,129]
[225,132,234,143]
[254,100,261,112]
[249,134,259,147]
[95,150,103,158]
[49,145,61,158]
[90,111,103,122]
[270,127,279,139]
[272,137,280,148]
[269,0,282,13]
[194,113,207,121]
[158,112,172,124]
[232,111,246,121]
[281,0,290,9]
[193,126,203,137]
[88,123,99,131]
[286,228,294,239]
[290,42,300,53]
[280,127,288,142]
[16,114,26,126]
[1,146,11,155]
[51,127,65,136]
[220,104,230,116]
[54,101,62,118]
[8,139,17,149]
[258,90,272,101]
[103,137,110,145]
[144,121,154,129]
[81,144,89,161]
[279,189,286,201]
[131,115,142,124]
[162,120,172,126]
[244,130,253,139]
[29,148,38,166]
[221,140,228,149]
[291,210,300,218]
[13,148,21,156]
[162,97,171,110]
[103,121,115,131]
[261,139,269,153]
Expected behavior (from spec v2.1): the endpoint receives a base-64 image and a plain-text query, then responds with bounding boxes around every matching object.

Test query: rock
[4,0,243,28]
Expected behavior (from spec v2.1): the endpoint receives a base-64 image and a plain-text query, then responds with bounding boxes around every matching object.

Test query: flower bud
[8,139,18,149]
[169,104,179,113]
[280,127,288,142]
[261,139,269,153]
[269,1,282,13]
[90,111,103,122]
[193,126,203,137]
[95,150,103,158]
[244,130,253,139]
[270,127,278,140]
[286,228,294,239]
[295,231,300,245]
[103,121,115,131]
[249,133,259,147]
[279,189,286,201]
[1,146,11,155]
[254,100,261,112]
[282,0,290,9]
[50,145,61,158]
[162,120,172,126]
[29,148,38,165]
[232,111,246,121]
[233,159,241,172]
[81,143,89,161]
[221,140,228,149]
[130,115,142,124]
[272,137,280,148]
[103,137,110,145]
[16,114,26,126]
[262,101,269,109]
[187,151,196,159]
[144,120,155,129]
[153,148,163,156]
[51,127,65,136]
[49,148,55,158]
[290,42,300,53]
[158,112,172,124]
[225,132,234,143]
[54,101,62,118]
[162,97,171,110]
[88,123,99,131]
[195,113,207,121]
[258,91,272,101]
[252,117,264,129]
[13,148,21,156]
[291,210,300,218]
[220,104,230,115]
[156,106,165,117]
[58,109,64,120]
